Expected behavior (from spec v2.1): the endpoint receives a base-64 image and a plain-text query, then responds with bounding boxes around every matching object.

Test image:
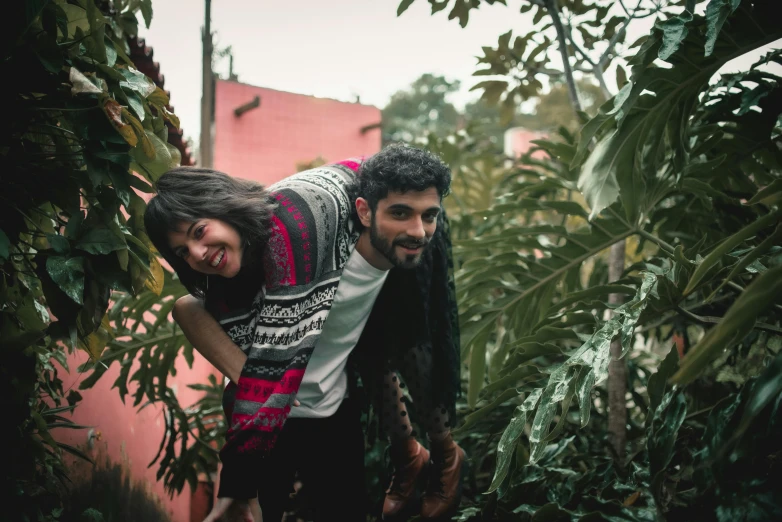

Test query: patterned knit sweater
[212,159,363,498]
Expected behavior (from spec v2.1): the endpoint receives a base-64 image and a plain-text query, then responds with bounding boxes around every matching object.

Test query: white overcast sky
[138,1,779,144]
[138,0,540,141]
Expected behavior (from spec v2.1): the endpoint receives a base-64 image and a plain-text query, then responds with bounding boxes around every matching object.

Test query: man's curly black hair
[356,143,451,213]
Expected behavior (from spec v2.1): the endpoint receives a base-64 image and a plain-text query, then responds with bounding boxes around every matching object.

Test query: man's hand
[202,498,256,522]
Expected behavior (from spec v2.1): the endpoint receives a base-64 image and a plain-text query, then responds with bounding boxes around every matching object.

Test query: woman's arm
[172,295,247,384]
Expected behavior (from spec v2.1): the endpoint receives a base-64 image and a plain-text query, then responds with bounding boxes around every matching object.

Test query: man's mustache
[393,237,429,249]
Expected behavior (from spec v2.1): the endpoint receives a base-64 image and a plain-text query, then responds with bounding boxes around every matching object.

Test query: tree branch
[544,0,582,112]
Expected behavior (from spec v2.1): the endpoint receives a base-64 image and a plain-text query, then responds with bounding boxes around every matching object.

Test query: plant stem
[637,228,675,255]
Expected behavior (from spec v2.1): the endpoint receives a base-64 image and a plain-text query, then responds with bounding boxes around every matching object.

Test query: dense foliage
[0,1,181,519]
[402,0,782,520]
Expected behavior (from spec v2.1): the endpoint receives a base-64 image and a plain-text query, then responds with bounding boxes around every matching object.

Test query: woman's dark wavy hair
[144,166,274,298]
[353,144,451,226]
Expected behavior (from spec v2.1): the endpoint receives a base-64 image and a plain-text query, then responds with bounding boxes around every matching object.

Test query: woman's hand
[202,498,256,522]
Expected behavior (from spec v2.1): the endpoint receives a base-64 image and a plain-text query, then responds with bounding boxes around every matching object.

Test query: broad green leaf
[139,0,153,28]
[705,0,740,57]
[657,10,693,61]
[648,390,687,480]
[673,264,782,385]
[46,234,70,254]
[60,3,89,39]
[577,129,624,220]
[486,389,542,494]
[131,130,175,180]
[46,256,85,305]
[647,344,680,420]
[76,228,126,255]
[684,208,781,295]
[528,272,656,461]
[118,66,156,98]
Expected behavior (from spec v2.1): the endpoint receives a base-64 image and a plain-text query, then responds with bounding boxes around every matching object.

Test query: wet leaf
[46,256,85,305]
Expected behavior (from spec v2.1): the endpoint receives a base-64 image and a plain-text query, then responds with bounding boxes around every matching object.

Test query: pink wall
[55,348,216,521]
[504,127,548,159]
[213,79,382,185]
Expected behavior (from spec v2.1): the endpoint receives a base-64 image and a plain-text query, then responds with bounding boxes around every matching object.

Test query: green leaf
[684,208,781,295]
[647,344,680,420]
[527,273,657,460]
[705,0,739,57]
[60,3,89,39]
[46,256,85,305]
[648,391,687,480]
[657,10,693,61]
[708,224,782,299]
[0,229,10,262]
[76,228,127,255]
[748,179,782,206]
[486,389,542,494]
[47,234,71,254]
[139,0,153,28]
[397,0,416,16]
[124,90,145,122]
[468,327,490,408]
[673,264,782,385]
[118,66,156,98]
[131,130,175,180]
[730,349,782,443]
[577,131,623,220]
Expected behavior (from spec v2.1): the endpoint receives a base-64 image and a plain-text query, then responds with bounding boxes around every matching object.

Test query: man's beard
[369,220,429,269]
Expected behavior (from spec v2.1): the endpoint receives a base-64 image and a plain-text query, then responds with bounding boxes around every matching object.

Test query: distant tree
[528,79,605,131]
[382,73,461,143]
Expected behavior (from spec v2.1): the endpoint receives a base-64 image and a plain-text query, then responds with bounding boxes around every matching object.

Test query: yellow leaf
[623,491,641,506]
[162,107,180,129]
[145,254,164,296]
[102,98,137,147]
[77,315,112,361]
[122,108,155,159]
[147,86,170,107]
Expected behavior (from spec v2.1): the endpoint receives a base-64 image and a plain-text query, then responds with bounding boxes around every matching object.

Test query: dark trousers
[255,398,366,522]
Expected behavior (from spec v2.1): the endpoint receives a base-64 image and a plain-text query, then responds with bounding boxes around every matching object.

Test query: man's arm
[172,295,246,384]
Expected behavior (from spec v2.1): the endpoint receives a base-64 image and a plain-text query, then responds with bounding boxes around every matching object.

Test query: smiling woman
[167,218,244,277]
[144,167,275,298]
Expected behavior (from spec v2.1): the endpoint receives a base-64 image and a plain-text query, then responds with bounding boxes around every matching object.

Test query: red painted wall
[213,79,382,185]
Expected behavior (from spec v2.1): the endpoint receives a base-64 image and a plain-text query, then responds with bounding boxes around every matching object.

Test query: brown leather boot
[421,433,465,519]
[382,438,430,519]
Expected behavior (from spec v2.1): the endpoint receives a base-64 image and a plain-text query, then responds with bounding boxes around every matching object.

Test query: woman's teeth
[210,249,225,267]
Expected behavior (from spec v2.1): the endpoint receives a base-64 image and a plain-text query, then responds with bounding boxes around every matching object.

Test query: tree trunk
[607,240,627,461]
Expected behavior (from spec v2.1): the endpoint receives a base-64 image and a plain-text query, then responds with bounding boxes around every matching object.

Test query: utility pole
[199,0,214,168]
